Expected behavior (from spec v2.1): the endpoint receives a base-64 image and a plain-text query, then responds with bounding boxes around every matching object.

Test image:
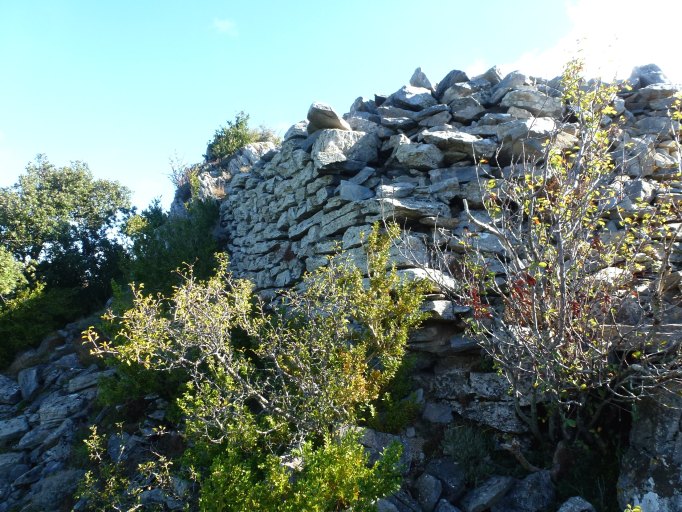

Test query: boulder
[617,390,682,512]
[422,127,497,160]
[307,102,351,134]
[38,393,87,428]
[557,496,596,512]
[17,367,41,401]
[630,64,669,88]
[425,458,467,502]
[435,69,470,101]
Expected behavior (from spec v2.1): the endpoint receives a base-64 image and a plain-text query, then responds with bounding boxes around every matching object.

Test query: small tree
[428,60,682,454]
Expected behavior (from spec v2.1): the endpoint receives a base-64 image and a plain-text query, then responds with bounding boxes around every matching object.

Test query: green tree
[123,198,219,297]
[0,155,131,300]
[0,246,26,302]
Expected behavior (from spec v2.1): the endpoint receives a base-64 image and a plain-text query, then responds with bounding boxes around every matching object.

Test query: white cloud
[212,18,238,37]
[502,0,682,83]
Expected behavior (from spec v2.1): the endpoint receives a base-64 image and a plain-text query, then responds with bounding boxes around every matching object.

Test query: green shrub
[441,423,495,485]
[0,284,87,368]
[124,199,219,297]
[204,111,280,162]
[85,223,427,508]
[200,431,403,512]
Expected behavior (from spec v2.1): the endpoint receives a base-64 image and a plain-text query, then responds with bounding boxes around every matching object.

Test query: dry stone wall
[197,63,682,511]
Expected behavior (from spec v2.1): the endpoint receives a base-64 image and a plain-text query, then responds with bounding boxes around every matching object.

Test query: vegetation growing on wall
[83,223,427,510]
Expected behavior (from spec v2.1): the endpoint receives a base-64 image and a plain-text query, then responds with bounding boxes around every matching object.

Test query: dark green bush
[200,432,403,512]
[0,284,88,368]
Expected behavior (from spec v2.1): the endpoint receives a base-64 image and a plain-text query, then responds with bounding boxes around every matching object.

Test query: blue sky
[1,0,680,210]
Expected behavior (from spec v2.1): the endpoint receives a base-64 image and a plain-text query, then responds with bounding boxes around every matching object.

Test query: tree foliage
[0,155,131,297]
[123,198,219,297]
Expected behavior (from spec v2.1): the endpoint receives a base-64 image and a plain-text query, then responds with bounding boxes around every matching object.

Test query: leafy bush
[428,59,682,455]
[200,431,403,512]
[441,423,495,485]
[0,284,87,368]
[86,223,426,507]
[124,199,219,297]
[204,111,279,162]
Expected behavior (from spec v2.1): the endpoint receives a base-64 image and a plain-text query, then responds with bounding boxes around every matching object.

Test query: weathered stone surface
[0,416,29,446]
[67,369,114,393]
[307,102,351,134]
[557,496,596,512]
[377,498,400,512]
[393,143,444,170]
[0,375,21,405]
[489,71,528,104]
[617,390,682,511]
[25,469,84,511]
[390,85,437,111]
[338,180,373,201]
[425,458,466,502]
[360,428,411,472]
[422,402,453,424]
[415,472,443,512]
[410,67,433,90]
[311,129,379,170]
[451,400,528,433]
[435,500,462,512]
[449,97,485,123]
[435,70,470,100]
[460,476,516,512]
[0,452,25,479]
[17,367,41,401]
[500,89,562,117]
[491,470,555,512]
[38,393,87,428]
[630,64,669,88]
[422,127,497,159]
[423,300,470,320]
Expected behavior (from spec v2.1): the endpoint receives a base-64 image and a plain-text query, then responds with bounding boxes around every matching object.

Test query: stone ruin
[1,63,681,511]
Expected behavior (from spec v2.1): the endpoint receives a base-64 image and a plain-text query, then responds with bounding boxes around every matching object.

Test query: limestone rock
[500,89,562,117]
[17,367,41,401]
[0,375,20,405]
[557,496,596,512]
[415,473,443,512]
[389,85,437,111]
[630,64,669,88]
[311,129,379,171]
[307,102,351,134]
[393,143,444,170]
[435,69,470,101]
[491,470,555,512]
[410,67,433,90]
[459,476,516,512]
[0,416,29,446]
[422,127,497,160]
[38,393,87,428]
[436,500,462,512]
[425,458,467,502]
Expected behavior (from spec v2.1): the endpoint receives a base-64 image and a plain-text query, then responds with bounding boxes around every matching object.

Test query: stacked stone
[203,63,681,511]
